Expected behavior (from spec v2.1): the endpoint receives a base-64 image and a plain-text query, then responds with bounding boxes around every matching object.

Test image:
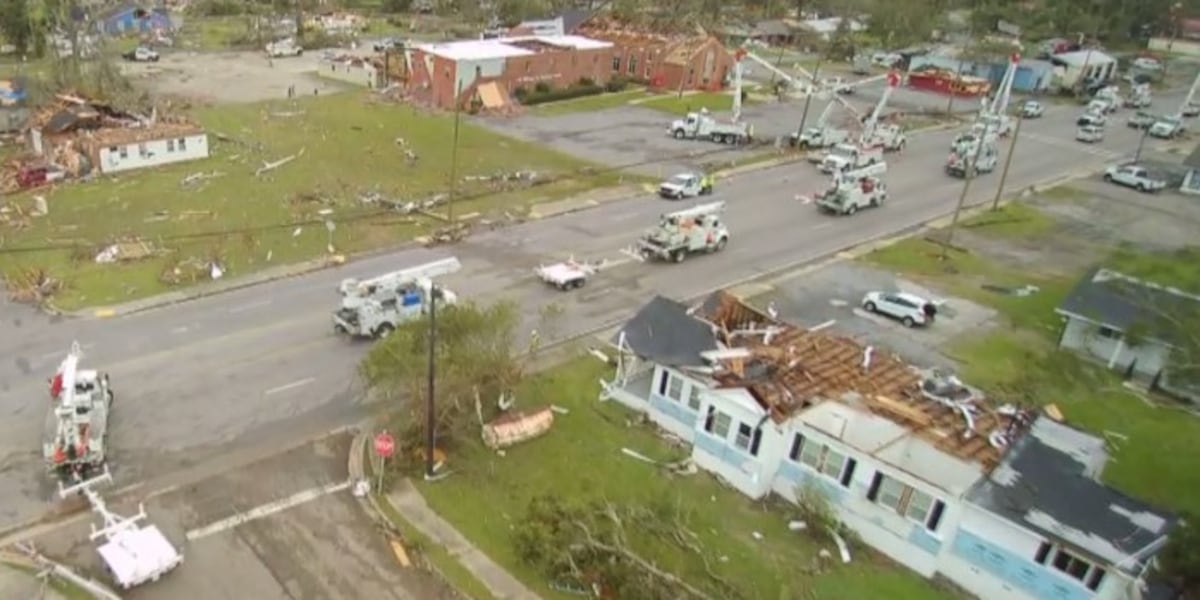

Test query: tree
[359,300,525,463]
[1156,513,1200,599]
[0,0,46,57]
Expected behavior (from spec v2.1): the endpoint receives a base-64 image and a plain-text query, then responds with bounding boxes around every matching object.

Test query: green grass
[959,202,1057,238]
[863,236,1074,334]
[1105,246,1200,291]
[415,357,962,600]
[3,563,95,600]
[947,331,1200,515]
[176,16,253,50]
[638,91,758,115]
[0,92,616,310]
[529,88,650,116]
[1037,185,1088,201]
[373,494,497,600]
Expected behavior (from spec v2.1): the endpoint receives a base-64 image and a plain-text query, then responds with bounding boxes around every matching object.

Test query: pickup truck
[122,46,159,62]
[1149,117,1184,139]
[1103,164,1166,193]
[658,172,712,199]
[1127,111,1157,129]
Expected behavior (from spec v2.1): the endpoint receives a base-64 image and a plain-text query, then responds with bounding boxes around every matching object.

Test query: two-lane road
[0,91,1187,531]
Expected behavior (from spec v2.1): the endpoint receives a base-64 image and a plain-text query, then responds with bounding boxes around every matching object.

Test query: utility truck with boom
[857,70,907,151]
[669,49,752,144]
[43,342,113,481]
[332,257,461,339]
[790,101,851,149]
[630,201,729,263]
[974,54,1020,136]
[945,135,998,177]
[815,163,888,215]
[820,142,883,173]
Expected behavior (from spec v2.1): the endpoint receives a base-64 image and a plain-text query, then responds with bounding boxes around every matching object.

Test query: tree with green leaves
[359,300,526,463]
[1155,513,1200,599]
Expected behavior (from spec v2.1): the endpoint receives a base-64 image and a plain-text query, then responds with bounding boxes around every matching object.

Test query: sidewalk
[388,480,539,600]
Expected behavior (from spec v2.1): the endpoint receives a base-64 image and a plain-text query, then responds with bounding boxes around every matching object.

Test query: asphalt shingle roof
[612,296,716,366]
[1056,267,1200,340]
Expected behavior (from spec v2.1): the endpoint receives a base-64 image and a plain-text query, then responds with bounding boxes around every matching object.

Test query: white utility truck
[332,257,461,339]
[60,468,184,589]
[819,143,883,173]
[658,172,713,199]
[266,38,304,57]
[945,141,998,177]
[865,122,907,151]
[669,108,752,144]
[632,201,729,263]
[43,342,113,481]
[791,124,850,149]
[815,163,888,215]
[1103,164,1167,192]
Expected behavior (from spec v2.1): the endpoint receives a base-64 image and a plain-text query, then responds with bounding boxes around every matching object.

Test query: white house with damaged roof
[1055,267,1200,403]
[602,291,1177,599]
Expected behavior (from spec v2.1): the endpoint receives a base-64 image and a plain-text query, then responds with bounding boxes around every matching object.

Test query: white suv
[861,291,937,328]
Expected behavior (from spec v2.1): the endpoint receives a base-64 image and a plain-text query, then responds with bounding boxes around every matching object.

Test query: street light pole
[447,81,463,225]
[991,115,1023,210]
[1134,125,1150,163]
[424,285,439,480]
[942,124,992,261]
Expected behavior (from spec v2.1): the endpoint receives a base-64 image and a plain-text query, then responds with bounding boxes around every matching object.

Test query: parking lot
[120,50,351,103]
[31,434,454,600]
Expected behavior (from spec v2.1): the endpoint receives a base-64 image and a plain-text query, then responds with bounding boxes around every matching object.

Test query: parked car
[1127,111,1157,129]
[1182,102,1200,118]
[861,291,938,328]
[872,52,902,67]
[1132,57,1163,71]
[1076,124,1105,143]
[1021,100,1044,118]
[1077,111,1107,126]
[1103,164,1167,193]
[122,46,159,62]
[373,37,402,52]
[1149,117,1184,139]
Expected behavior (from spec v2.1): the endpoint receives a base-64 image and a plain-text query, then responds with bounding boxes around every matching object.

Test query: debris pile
[94,239,157,264]
[160,257,226,286]
[6,267,62,305]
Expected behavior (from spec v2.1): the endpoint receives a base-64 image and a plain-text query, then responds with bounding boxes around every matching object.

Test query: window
[1044,546,1105,590]
[118,146,128,159]
[687,386,702,411]
[167,139,175,152]
[108,146,118,154]
[667,376,683,401]
[628,56,638,75]
[612,56,621,72]
[657,369,669,396]
[820,448,846,479]
[789,434,854,486]
[867,472,946,532]
[178,137,187,151]
[704,406,731,438]
[1097,326,1121,339]
[525,61,531,73]
[733,422,762,456]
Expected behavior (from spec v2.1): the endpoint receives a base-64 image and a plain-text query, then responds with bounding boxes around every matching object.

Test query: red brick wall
[606,36,732,92]
[412,45,617,109]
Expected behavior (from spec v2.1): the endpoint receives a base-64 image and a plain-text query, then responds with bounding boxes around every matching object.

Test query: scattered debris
[622,447,658,464]
[751,531,764,541]
[269,110,306,118]
[255,147,306,176]
[31,196,48,216]
[6,268,61,305]
[788,520,807,531]
[549,405,570,415]
[482,406,554,450]
[981,283,1040,296]
[424,222,469,246]
[388,539,412,568]
[94,240,156,264]
[830,530,852,563]
[180,171,225,186]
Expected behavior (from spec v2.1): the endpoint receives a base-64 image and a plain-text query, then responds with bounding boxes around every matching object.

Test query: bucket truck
[815,163,888,215]
[630,201,729,263]
[976,54,1020,136]
[819,142,883,173]
[43,342,113,481]
[945,136,998,178]
[858,70,907,151]
[668,49,752,144]
[332,257,462,339]
[59,468,184,589]
[790,101,851,149]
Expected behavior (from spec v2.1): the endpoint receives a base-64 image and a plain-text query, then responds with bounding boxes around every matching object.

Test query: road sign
[374,432,395,458]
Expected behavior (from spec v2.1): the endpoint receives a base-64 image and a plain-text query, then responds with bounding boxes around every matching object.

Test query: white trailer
[332,257,461,339]
[60,468,183,590]
[534,258,597,291]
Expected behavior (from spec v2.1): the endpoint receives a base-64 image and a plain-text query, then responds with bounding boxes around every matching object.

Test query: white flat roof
[1054,49,1116,67]
[416,35,611,61]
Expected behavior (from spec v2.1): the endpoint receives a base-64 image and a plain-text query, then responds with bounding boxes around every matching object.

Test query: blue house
[909,52,1053,93]
[96,4,174,36]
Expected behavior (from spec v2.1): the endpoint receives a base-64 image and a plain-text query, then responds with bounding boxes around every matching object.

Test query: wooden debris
[256,147,306,177]
[180,171,225,186]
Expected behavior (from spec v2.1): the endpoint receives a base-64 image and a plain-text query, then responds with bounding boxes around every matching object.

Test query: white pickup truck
[819,143,883,173]
[1103,164,1166,193]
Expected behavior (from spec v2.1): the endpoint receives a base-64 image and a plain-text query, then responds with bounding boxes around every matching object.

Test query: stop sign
[374,432,395,458]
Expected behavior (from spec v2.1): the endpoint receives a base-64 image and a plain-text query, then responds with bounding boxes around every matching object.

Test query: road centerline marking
[185,480,351,541]
[263,377,316,396]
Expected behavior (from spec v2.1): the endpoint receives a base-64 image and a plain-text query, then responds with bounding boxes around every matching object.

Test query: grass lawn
[638,91,758,115]
[415,357,962,600]
[861,203,1200,516]
[0,92,616,310]
[529,88,650,116]
[176,16,252,50]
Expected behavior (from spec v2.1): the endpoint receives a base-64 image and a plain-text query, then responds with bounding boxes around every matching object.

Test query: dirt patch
[120,50,351,104]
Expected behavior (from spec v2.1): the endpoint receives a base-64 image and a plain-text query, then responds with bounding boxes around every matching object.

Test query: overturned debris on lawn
[6,268,62,305]
[482,406,555,450]
[94,239,158,264]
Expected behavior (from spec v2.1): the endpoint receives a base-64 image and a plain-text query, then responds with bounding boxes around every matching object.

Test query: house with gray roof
[1055,267,1200,402]
[942,416,1174,600]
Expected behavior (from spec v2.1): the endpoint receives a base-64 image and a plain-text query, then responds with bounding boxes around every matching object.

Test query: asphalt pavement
[0,89,1190,532]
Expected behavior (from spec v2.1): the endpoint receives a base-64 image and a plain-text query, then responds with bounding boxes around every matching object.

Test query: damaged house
[602,292,1174,600]
[28,95,209,176]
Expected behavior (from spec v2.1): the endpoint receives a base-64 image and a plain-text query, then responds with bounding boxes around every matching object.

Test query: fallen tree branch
[576,519,716,600]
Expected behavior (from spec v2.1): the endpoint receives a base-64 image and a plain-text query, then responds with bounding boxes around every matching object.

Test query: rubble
[94,240,156,264]
[6,268,61,305]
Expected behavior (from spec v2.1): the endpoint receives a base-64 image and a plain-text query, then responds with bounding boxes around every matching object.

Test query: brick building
[408,35,614,110]
[576,17,735,92]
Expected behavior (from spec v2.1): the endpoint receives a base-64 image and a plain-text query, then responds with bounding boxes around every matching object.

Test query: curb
[64,119,968,320]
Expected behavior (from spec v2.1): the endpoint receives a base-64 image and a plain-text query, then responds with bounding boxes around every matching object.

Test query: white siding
[319,61,381,88]
[97,133,209,174]
[1059,316,1170,378]
[690,387,778,499]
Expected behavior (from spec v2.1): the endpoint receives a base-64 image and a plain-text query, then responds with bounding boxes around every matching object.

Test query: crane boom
[861,71,901,143]
[663,201,726,221]
[741,49,817,90]
[732,49,746,122]
[1181,70,1200,116]
[988,54,1020,116]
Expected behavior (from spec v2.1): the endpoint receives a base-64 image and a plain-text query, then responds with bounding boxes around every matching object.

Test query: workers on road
[701,173,714,193]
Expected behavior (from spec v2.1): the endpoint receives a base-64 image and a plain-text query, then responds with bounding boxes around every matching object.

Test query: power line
[0,142,788,256]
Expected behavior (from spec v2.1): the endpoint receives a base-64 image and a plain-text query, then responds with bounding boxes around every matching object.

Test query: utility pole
[1134,125,1150,163]
[991,115,1023,210]
[424,285,439,480]
[447,81,463,225]
[797,55,824,134]
[942,123,992,261]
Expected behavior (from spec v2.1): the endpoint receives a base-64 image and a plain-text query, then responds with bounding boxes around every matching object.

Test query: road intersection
[0,90,1189,534]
